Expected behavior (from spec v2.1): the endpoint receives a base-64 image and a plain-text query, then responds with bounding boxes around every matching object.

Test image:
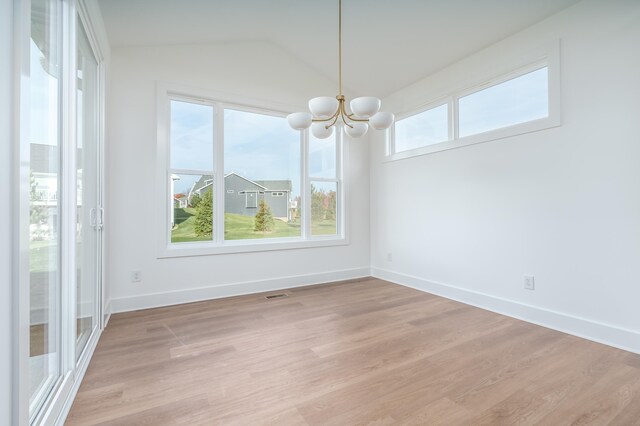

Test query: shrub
[254,200,275,233]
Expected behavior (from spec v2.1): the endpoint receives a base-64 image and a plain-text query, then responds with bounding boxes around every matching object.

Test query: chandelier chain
[338,0,342,96]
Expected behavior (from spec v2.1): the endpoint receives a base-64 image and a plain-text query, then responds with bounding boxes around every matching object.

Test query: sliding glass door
[75,16,100,361]
[29,0,63,416]
[24,1,104,423]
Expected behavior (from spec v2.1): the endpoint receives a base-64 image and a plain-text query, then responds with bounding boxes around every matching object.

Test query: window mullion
[307,177,339,183]
[214,104,225,244]
[451,97,458,141]
[336,129,344,238]
[170,168,215,176]
[302,129,310,239]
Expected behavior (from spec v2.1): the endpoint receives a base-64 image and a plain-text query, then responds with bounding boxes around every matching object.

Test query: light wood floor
[66,278,640,425]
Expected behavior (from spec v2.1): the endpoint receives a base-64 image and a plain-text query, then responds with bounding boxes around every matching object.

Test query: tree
[30,172,48,237]
[194,190,213,237]
[325,190,337,220]
[190,192,201,208]
[311,184,326,222]
[254,200,275,233]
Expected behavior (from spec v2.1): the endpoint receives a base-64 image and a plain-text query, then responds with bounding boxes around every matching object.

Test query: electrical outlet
[387,252,393,262]
[524,275,535,290]
[131,269,142,283]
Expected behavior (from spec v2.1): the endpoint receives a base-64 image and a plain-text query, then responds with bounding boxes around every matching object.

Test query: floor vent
[265,293,288,300]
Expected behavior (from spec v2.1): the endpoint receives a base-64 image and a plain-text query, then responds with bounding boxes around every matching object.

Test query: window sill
[157,236,348,258]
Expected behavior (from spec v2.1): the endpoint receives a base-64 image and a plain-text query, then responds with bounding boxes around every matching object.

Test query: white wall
[1,0,14,423]
[370,0,640,353]
[106,42,371,311]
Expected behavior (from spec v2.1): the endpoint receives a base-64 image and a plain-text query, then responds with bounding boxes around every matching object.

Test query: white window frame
[388,41,561,161]
[156,83,347,258]
[389,98,453,158]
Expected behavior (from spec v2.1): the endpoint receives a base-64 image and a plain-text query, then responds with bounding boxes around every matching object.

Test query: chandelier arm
[339,101,354,128]
[345,113,370,123]
[311,107,341,129]
[344,105,372,122]
[311,117,336,123]
[326,112,341,129]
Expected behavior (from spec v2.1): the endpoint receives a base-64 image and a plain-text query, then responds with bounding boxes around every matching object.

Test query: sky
[459,66,548,137]
[30,40,59,149]
[171,102,337,198]
[395,103,448,153]
[395,66,549,152]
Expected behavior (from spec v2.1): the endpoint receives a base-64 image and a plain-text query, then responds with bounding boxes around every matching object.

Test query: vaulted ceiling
[97,0,581,97]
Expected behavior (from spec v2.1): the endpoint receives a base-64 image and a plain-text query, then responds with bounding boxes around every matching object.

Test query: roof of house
[190,175,214,194]
[191,173,291,194]
[225,172,267,190]
[254,180,292,192]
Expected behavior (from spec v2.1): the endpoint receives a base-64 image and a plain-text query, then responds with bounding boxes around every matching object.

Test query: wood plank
[66,278,640,425]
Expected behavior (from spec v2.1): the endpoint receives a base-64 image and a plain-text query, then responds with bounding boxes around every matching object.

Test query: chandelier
[287,0,394,139]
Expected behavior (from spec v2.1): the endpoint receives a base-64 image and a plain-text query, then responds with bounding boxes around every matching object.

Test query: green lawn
[171,208,337,243]
[171,207,212,243]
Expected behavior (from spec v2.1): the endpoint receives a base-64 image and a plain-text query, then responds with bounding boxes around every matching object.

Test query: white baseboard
[103,300,112,327]
[110,267,371,314]
[372,267,640,355]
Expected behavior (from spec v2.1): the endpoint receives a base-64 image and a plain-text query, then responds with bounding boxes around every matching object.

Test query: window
[389,51,559,160]
[224,109,300,240]
[459,66,548,138]
[394,103,449,153]
[169,100,215,243]
[159,89,345,255]
[310,181,338,236]
[309,132,340,237]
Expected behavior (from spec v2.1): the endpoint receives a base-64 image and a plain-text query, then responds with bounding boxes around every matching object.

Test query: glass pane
[309,132,336,178]
[75,18,98,360]
[170,100,214,170]
[224,109,301,240]
[311,181,337,236]
[395,103,448,153]
[29,0,61,411]
[459,67,549,138]
[171,174,214,243]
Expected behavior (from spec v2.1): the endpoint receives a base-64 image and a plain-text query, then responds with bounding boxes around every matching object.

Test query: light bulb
[350,97,381,119]
[309,97,339,119]
[287,112,313,130]
[344,122,368,138]
[311,122,334,139]
[369,111,395,130]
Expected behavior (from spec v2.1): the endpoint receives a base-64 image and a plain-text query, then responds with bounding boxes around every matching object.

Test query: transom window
[394,103,449,154]
[390,54,559,160]
[458,66,549,138]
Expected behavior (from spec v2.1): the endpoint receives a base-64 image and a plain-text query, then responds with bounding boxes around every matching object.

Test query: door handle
[97,207,104,230]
